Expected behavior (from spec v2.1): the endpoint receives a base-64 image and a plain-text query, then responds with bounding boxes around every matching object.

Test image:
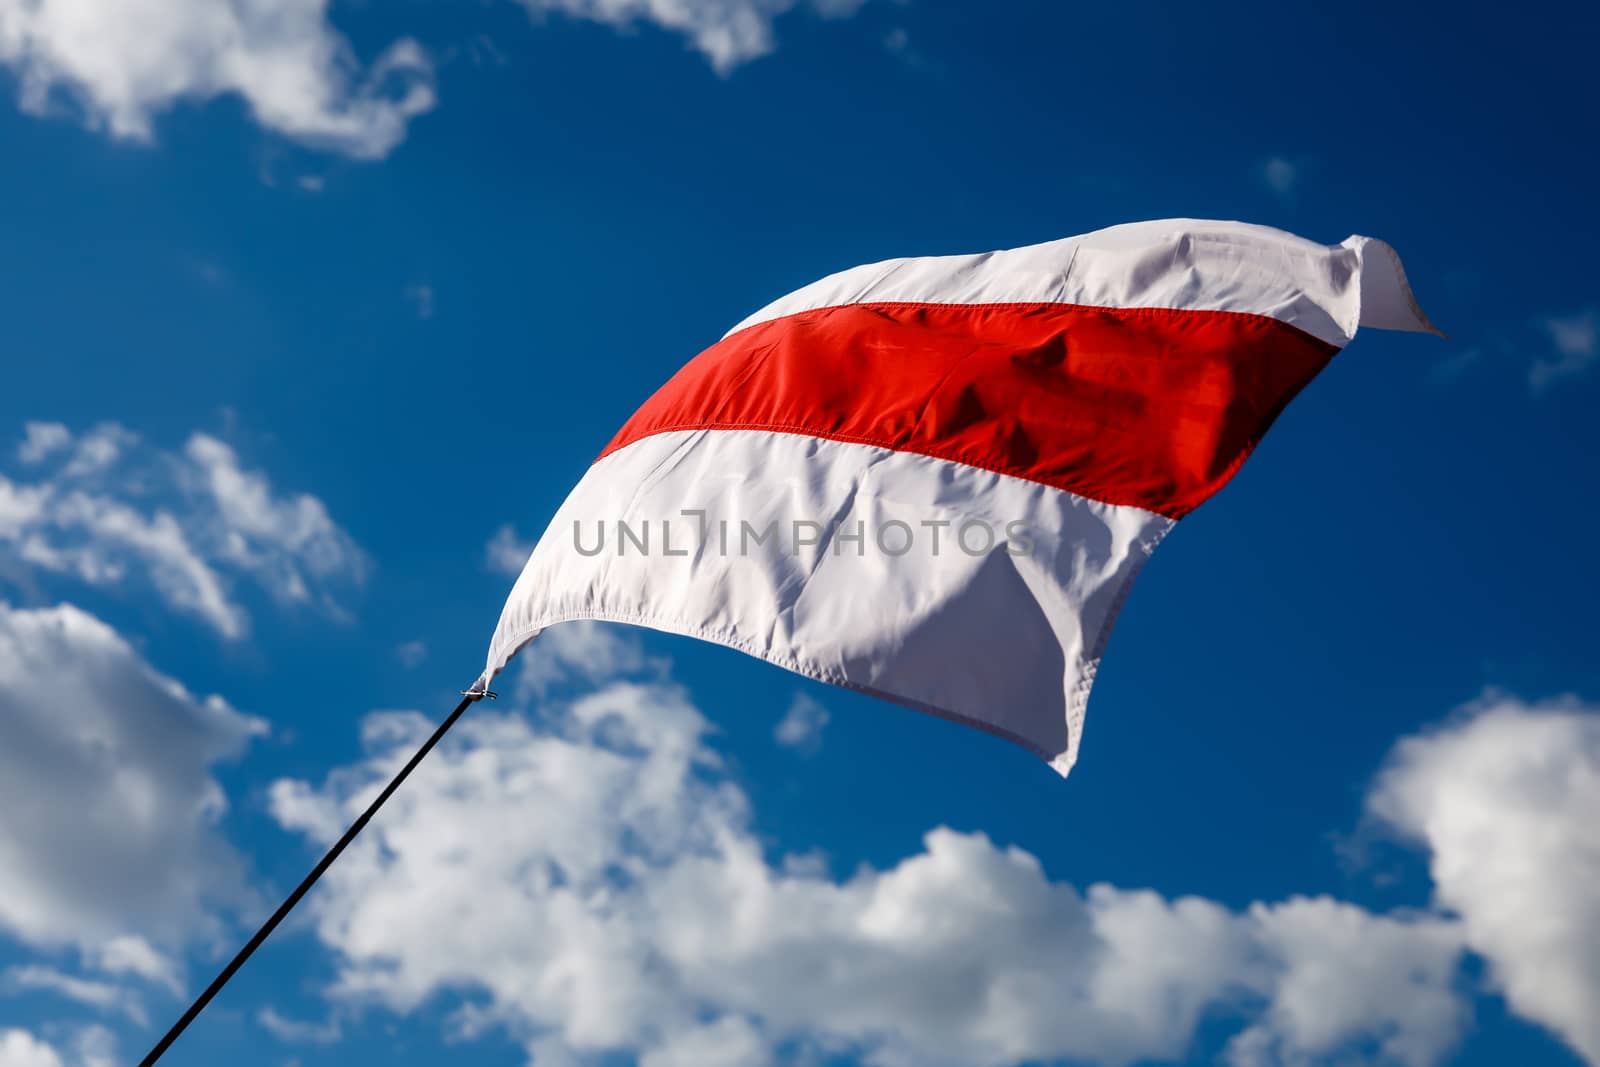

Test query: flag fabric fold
[479,219,1435,775]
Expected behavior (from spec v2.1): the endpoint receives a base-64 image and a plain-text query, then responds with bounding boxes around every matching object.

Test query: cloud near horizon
[264,636,1600,1067]
[0,599,1589,1066]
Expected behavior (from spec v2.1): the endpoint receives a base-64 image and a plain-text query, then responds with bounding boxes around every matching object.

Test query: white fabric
[479,430,1173,774]
[481,219,1439,774]
[727,219,1440,348]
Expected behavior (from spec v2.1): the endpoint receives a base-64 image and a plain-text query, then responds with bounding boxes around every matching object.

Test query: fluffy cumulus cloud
[1368,694,1600,1065]
[512,0,868,73]
[1223,899,1463,1067]
[0,588,1584,1067]
[271,641,1532,1067]
[0,1029,65,1067]
[0,0,434,158]
[0,0,878,154]
[0,1025,114,1067]
[512,619,668,700]
[0,602,265,976]
[0,422,366,638]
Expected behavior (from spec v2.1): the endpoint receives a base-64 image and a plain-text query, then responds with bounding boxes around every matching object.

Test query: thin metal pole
[137,689,488,1067]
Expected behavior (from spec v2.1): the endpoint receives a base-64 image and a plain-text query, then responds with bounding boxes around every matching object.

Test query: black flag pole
[136,685,495,1067]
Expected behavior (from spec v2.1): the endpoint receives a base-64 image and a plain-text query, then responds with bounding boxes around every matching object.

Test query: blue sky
[1,2,1597,1066]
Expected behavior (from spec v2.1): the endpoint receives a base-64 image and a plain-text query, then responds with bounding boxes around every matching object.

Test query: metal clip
[461,687,498,701]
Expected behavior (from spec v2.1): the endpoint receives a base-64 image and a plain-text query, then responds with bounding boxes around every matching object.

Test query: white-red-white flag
[478,219,1437,774]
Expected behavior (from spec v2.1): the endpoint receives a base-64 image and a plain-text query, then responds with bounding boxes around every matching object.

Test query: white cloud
[0,1028,115,1067]
[0,423,366,638]
[257,1006,342,1045]
[636,1016,770,1067]
[0,0,434,159]
[59,423,135,479]
[773,692,828,750]
[485,523,535,577]
[0,0,878,155]
[1,966,140,1023]
[37,491,244,637]
[1368,694,1600,1065]
[182,433,367,600]
[0,481,50,538]
[0,601,265,962]
[513,619,666,700]
[67,1028,112,1067]
[512,0,869,74]
[0,1029,64,1067]
[1226,898,1465,1067]
[1532,309,1598,390]
[91,935,184,997]
[271,682,1477,1067]
[1262,155,1298,197]
[15,422,70,465]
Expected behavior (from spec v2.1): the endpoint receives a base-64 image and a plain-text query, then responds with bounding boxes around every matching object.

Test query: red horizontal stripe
[601,302,1338,519]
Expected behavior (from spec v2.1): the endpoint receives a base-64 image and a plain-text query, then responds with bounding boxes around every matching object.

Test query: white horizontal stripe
[727,219,1439,349]
[479,430,1174,775]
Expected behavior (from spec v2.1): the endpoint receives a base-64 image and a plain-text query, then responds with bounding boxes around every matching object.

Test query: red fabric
[602,302,1337,519]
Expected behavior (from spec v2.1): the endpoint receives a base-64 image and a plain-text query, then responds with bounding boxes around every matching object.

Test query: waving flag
[478,219,1437,774]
